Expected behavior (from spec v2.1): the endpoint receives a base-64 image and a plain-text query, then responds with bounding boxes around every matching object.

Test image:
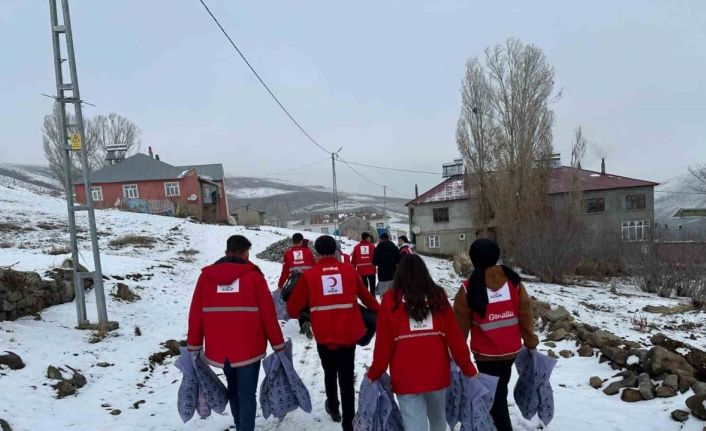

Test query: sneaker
[325,400,342,423]
[301,322,313,340]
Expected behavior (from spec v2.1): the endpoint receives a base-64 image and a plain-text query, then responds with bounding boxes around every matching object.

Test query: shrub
[109,235,157,248]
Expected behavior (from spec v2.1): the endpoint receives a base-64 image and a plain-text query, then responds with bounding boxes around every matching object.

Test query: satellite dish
[412,225,421,234]
[188,193,198,202]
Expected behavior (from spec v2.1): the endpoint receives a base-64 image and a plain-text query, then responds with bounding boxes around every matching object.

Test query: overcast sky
[1,0,705,198]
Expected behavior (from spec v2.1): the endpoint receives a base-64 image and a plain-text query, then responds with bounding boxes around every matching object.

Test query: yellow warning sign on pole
[69,132,82,151]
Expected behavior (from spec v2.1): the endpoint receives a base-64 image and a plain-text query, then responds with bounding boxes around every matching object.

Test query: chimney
[148,146,154,158]
[415,184,419,198]
[601,158,606,175]
[155,154,160,161]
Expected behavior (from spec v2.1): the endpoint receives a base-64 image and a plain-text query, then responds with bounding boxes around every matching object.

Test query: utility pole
[331,151,340,237]
[49,0,117,330]
[383,185,387,233]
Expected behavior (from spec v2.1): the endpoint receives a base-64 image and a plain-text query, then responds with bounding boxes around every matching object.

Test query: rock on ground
[693,382,706,396]
[646,346,696,378]
[671,410,690,423]
[578,344,593,357]
[686,394,706,420]
[590,376,603,389]
[0,351,24,370]
[637,373,656,400]
[621,388,643,402]
[656,385,677,398]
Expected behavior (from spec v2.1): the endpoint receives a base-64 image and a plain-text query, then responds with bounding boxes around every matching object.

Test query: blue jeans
[397,388,447,431]
[223,360,261,431]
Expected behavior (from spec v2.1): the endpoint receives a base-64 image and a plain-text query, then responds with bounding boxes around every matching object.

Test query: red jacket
[278,245,316,289]
[287,257,379,347]
[399,244,413,255]
[187,259,285,368]
[368,289,478,395]
[351,240,376,276]
[463,279,523,358]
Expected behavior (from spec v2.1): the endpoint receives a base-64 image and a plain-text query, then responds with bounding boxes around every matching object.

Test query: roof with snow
[407,167,658,206]
[75,153,224,184]
[406,175,467,206]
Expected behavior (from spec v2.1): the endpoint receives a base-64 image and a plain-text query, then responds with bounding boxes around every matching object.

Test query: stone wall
[0,268,75,321]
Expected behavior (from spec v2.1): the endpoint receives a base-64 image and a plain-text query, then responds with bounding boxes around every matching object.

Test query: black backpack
[280,271,303,302]
[358,306,377,346]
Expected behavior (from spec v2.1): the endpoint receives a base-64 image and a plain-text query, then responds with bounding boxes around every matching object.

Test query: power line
[197,0,332,155]
[654,190,706,195]
[260,157,329,178]
[342,159,442,175]
[338,157,383,188]
[338,157,412,199]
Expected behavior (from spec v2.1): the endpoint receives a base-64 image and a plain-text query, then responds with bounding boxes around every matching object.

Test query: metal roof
[75,153,224,184]
[548,167,658,194]
[407,167,657,206]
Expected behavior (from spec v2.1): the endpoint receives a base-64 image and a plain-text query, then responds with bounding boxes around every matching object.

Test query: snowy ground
[1,179,705,430]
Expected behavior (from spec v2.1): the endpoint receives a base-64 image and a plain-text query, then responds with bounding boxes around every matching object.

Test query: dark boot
[325,399,342,423]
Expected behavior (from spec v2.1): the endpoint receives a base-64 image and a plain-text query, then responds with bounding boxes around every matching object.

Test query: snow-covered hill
[1,181,705,430]
[225,176,409,222]
[655,173,706,220]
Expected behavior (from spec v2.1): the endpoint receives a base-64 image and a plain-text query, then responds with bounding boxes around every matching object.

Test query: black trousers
[361,275,376,296]
[477,359,515,431]
[317,344,356,431]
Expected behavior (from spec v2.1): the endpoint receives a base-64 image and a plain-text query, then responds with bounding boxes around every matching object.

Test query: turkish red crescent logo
[326,276,338,288]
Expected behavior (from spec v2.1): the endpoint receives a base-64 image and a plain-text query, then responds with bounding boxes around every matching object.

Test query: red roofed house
[74,152,229,223]
[406,158,657,259]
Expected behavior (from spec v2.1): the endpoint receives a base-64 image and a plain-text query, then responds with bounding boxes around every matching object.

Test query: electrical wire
[341,159,442,175]
[197,0,332,155]
[260,157,329,178]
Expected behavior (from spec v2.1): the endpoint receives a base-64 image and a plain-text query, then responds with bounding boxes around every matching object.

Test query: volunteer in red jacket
[453,238,539,431]
[351,232,377,296]
[368,254,477,431]
[278,233,317,338]
[187,235,285,431]
[278,233,316,289]
[287,235,380,431]
[398,235,414,256]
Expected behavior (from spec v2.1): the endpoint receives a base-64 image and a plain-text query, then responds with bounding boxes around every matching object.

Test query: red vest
[304,258,366,346]
[352,241,376,276]
[463,280,522,357]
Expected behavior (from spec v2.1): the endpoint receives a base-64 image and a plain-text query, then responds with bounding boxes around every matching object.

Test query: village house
[233,205,266,226]
[407,158,658,260]
[74,152,229,223]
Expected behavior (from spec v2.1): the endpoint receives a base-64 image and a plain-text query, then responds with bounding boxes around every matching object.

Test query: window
[427,235,440,248]
[621,220,650,242]
[585,198,605,214]
[123,184,139,199]
[91,186,103,202]
[433,207,450,223]
[625,194,646,211]
[164,182,180,197]
[321,227,329,234]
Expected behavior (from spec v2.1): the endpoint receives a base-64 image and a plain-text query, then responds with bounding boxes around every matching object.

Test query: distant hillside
[654,172,706,237]
[225,176,409,223]
[0,163,62,195]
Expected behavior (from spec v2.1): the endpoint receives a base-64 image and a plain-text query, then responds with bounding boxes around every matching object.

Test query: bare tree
[689,165,706,193]
[568,126,587,212]
[91,113,142,167]
[42,103,100,189]
[456,57,495,232]
[43,107,142,188]
[457,38,559,265]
